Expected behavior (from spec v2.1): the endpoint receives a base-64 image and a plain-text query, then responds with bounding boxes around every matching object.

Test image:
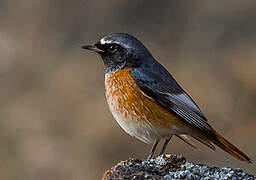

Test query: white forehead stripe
[100,38,113,44]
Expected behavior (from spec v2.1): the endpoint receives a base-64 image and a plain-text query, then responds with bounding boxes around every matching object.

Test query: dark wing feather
[130,62,212,133]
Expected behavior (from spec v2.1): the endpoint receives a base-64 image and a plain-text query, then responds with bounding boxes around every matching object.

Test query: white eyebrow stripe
[100,38,113,44]
[99,38,130,49]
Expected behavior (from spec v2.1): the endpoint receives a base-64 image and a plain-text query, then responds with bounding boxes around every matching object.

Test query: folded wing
[130,65,212,134]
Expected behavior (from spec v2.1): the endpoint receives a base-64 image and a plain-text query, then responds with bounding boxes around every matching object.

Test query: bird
[82,33,251,163]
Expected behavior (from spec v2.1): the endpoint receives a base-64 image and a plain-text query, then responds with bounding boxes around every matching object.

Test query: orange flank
[105,68,182,129]
[105,68,190,143]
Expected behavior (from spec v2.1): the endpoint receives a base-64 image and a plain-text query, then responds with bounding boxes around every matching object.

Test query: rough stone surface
[102,154,255,180]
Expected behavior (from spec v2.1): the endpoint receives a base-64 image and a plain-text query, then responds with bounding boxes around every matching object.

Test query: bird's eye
[108,44,116,52]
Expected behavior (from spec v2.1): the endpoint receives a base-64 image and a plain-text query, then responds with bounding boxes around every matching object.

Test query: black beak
[81,45,104,53]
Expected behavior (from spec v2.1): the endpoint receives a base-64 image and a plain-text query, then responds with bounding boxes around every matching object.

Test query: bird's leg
[159,136,172,156]
[147,140,160,160]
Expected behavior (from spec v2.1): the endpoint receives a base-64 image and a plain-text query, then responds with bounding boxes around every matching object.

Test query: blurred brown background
[0,0,256,179]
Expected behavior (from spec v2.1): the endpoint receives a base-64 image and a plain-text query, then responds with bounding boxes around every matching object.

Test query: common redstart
[82,33,251,163]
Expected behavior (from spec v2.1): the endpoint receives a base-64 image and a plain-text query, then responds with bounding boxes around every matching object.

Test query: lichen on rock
[102,154,255,180]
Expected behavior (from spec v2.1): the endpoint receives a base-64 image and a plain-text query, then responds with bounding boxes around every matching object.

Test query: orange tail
[213,131,251,163]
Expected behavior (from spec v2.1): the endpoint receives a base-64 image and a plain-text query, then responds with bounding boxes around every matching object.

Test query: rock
[102,154,255,180]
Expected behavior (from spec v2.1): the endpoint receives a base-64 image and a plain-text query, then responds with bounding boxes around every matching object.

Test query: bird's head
[82,33,152,73]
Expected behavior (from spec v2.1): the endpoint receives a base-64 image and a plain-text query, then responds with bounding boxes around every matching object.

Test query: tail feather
[213,131,251,163]
[192,135,216,150]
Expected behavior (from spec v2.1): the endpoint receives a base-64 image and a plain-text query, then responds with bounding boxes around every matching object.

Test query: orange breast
[106,68,185,126]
